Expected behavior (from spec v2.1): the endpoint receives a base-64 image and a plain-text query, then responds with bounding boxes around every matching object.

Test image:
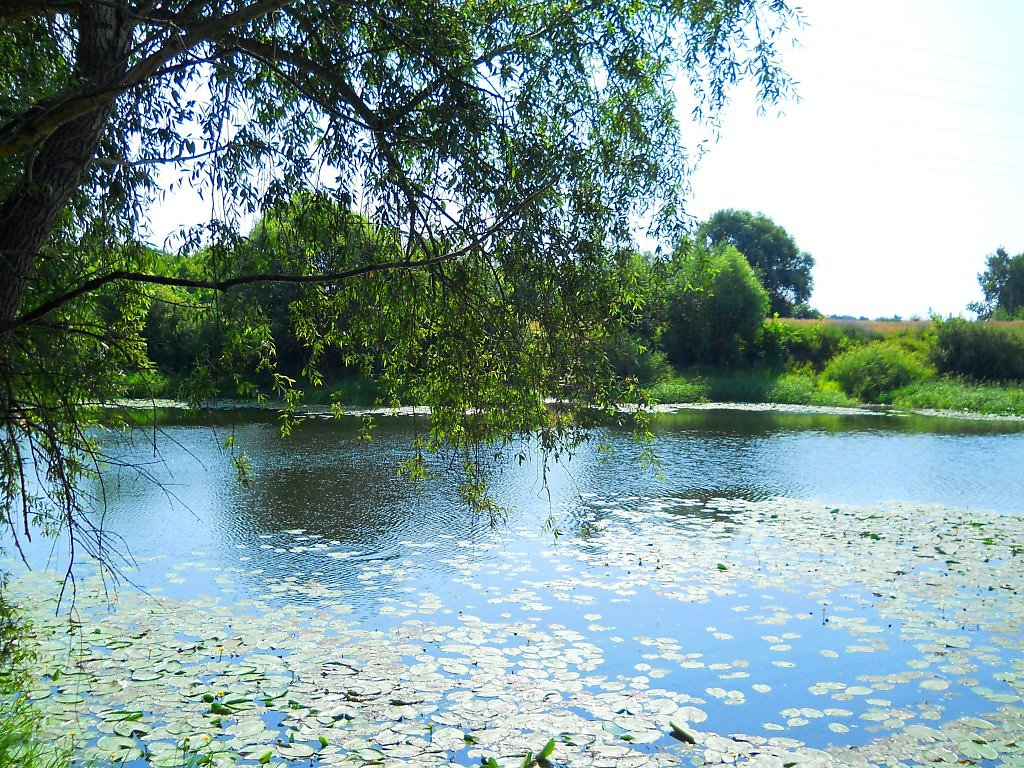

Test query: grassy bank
[646,368,1024,417]
[126,318,1024,419]
[128,368,1024,419]
[125,372,382,408]
[646,370,856,408]
[890,379,1024,415]
[640,317,1024,417]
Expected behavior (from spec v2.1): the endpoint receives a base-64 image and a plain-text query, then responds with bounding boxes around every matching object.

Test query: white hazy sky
[148,1,1024,320]
[682,0,1024,319]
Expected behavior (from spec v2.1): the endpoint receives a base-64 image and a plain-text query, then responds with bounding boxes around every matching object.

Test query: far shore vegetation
[128,206,1024,419]
[129,315,1024,418]
[119,208,1024,421]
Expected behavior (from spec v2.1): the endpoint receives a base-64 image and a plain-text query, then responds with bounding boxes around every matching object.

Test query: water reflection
[77,408,1024,600]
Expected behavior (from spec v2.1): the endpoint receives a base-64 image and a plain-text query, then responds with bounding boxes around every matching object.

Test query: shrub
[768,372,857,407]
[758,319,847,371]
[664,245,769,367]
[931,318,1024,382]
[605,331,672,385]
[823,343,931,403]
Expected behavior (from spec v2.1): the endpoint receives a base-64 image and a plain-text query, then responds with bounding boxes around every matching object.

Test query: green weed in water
[0,587,67,768]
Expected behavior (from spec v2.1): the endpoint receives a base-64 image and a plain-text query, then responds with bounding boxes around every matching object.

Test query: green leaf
[669,721,697,744]
[537,737,556,760]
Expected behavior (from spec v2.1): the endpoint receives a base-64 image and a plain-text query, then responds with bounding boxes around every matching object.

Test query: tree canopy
[697,209,813,316]
[663,243,769,367]
[969,247,1024,320]
[0,0,797,572]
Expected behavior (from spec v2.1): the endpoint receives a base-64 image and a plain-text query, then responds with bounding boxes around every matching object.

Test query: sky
[147,0,1024,320]
[680,0,1024,318]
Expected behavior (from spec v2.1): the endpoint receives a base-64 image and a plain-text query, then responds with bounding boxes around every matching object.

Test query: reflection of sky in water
[7,409,1024,752]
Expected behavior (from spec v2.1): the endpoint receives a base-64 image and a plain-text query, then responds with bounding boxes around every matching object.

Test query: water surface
[8,407,1024,765]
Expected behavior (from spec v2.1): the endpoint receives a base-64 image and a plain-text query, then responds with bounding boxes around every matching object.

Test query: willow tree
[0,0,796,570]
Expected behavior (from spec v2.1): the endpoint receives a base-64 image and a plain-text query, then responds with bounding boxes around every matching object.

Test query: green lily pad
[113,718,150,737]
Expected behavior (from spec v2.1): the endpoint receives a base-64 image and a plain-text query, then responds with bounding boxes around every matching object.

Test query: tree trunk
[0,3,133,327]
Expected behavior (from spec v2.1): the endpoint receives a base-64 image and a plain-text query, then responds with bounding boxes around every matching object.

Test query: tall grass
[646,370,857,407]
[891,379,1024,416]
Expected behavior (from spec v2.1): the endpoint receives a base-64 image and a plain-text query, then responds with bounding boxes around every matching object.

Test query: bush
[823,343,931,403]
[768,372,857,407]
[758,319,847,371]
[605,331,672,385]
[664,245,769,367]
[931,318,1024,382]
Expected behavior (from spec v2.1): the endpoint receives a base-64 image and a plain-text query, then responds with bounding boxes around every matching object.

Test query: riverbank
[127,356,1024,421]
[645,370,1024,418]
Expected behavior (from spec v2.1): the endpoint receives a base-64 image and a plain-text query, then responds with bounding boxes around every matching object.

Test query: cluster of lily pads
[6,495,1024,767]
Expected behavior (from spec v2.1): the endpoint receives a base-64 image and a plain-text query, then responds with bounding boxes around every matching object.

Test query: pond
[6,406,1024,767]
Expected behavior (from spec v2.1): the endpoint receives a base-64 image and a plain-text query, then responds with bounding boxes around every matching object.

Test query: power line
[809,75,1024,117]
[823,157,1024,179]
[802,52,1024,97]
[774,131,1024,167]
[811,23,1024,74]
[809,109,1024,143]
[764,139,1024,179]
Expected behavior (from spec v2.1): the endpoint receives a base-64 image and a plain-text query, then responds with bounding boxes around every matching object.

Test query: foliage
[601,250,673,385]
[663,244,770,367]
[823,343,932,403]
[604,332,672,386]
[0,587,63,768]
[698,209,814,316]
[767,371,855,407]
[969,247,1024,320]
[645,370,854,407]
[757,318,848,371]
[930,317,1024,382]
[0,0,798,570]
[646,375,712,404]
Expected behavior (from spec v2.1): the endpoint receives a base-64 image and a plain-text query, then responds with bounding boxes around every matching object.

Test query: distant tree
[664,244,769,367]
[969,248,1024,320]
[698,210,814,316]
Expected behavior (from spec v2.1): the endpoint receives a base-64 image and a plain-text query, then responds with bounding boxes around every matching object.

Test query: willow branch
[0,0,303,156]
[3,184,551,334]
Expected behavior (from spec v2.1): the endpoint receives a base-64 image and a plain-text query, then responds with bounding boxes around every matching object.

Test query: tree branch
[0,0,80,21]
[0,0,308,157]
[2,184,551,335]
[93,143,227,168]
[221,34,439,255]
[223,34,386,131]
